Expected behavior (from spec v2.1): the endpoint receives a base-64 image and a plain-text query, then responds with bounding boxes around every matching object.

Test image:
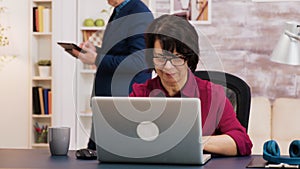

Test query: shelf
[79,112,92,117]
[32,143,48,148]
[33,0,52,2]
[32,32,52,36]
[32,114,52,118]
[30,0,53,149]
[32,76,52,80]
[80,69,96,74]
[80,26,106,31]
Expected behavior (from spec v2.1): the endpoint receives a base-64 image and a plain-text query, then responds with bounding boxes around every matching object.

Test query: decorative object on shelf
[94,18,105,27]
[34,122,48,143]
[37,59,51,77]
[148,0,212,24]
[94,8,110,27]
[83,18,95,27]
[81,8,109,48]
[270,21,300,66]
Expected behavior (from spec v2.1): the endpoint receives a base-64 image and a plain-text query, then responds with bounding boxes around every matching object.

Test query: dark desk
[0,149,259,169]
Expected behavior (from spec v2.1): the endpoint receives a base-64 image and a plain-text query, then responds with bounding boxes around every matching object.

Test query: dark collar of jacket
[108,0,151,22]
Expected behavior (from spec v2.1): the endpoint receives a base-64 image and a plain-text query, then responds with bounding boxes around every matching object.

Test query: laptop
[91,97,211,165]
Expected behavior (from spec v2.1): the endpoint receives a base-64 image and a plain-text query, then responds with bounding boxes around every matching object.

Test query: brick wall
[196,0,300,100]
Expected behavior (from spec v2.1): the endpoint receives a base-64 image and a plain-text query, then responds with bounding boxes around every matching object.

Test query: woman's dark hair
[144,14,199,72]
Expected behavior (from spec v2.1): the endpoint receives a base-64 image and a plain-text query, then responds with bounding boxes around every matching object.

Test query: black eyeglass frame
[152,53,187,66]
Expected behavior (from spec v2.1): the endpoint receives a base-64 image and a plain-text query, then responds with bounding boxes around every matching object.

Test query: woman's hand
[203,135,238,156]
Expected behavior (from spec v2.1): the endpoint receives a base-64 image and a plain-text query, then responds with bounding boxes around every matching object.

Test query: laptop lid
[91,97,211,165]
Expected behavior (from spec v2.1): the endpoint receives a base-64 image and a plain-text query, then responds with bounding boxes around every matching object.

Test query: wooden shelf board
[32,114,52,118]
[32,32,52,36]
[80,69,96,74]
[33,76,52,80]
[80,26,106,31]
[33,0,52,3]
[32,143,49,148]
[79,111,92,117]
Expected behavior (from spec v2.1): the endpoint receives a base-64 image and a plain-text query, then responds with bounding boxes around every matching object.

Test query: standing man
[73,0,154,151]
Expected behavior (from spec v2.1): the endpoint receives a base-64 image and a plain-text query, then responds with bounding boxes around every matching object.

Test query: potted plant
[37,59,51,77]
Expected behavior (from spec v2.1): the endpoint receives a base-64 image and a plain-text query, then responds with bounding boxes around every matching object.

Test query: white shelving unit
[75,0,109,149]
[29,0,53,148]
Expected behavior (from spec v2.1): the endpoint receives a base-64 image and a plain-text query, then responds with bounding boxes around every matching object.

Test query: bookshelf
[75,0,109,149]
[29,0,53,148]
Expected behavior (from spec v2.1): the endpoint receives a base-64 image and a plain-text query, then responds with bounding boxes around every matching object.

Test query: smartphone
[57,42,86,58]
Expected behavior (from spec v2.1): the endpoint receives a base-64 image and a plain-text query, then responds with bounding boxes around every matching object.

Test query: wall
[0,0,29,148]
[197,0,300,100]
[52,0,77,150]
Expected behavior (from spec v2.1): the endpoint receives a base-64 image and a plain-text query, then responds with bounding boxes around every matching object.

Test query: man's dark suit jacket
[94,0,154,96]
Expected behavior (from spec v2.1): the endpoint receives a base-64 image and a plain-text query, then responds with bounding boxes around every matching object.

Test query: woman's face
[153,39,189,89]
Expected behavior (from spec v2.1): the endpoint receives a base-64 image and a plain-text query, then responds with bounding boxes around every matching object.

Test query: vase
[38,66,51,77]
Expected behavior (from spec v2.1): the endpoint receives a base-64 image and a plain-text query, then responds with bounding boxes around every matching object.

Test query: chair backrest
[194,70,251,132]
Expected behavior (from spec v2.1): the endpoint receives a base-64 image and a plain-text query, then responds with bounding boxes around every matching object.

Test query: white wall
[52,0,77,150]
[0,0,29,148]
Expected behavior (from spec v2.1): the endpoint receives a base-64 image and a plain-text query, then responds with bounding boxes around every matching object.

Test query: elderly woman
[129,15,252,156]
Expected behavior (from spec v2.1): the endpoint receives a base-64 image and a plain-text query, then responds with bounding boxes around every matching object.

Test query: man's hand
[72,41,97,65]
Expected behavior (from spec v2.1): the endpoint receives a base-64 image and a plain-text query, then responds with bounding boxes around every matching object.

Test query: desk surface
[0,149,259,169]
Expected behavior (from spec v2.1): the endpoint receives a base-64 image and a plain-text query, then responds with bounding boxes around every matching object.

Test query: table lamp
[270,21,300,65]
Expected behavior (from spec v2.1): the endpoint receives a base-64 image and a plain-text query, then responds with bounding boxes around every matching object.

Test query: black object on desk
[246,156,268,168]
[76,148,97,160]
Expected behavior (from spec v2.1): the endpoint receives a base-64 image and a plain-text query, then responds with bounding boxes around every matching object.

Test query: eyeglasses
[153,53,186,66]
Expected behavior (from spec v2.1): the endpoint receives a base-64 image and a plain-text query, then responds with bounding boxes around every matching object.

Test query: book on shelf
[48,90,52,114]
[37,5,45,32]
[32,86,41,114]
[34,7,39,32]
[32,86,51,115]
[32,5,51,32]
[38,87,45,115]
[43,88,50,115]
[43,8,51,32]
[32,7,38,32]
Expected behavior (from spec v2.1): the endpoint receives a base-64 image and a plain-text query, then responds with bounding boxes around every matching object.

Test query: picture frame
[144,0,212,25]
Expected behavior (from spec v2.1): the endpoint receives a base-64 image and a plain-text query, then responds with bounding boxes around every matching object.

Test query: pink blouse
[129,70,253,156]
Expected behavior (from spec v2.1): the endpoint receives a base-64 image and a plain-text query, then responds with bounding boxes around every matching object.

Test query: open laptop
[91,97,211,165]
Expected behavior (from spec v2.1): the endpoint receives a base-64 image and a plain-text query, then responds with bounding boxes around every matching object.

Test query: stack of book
[32,86,52,115]
[32,5,51,32]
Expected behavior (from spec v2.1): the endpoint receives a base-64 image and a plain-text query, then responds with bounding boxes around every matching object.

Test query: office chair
[194,70,251,132]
